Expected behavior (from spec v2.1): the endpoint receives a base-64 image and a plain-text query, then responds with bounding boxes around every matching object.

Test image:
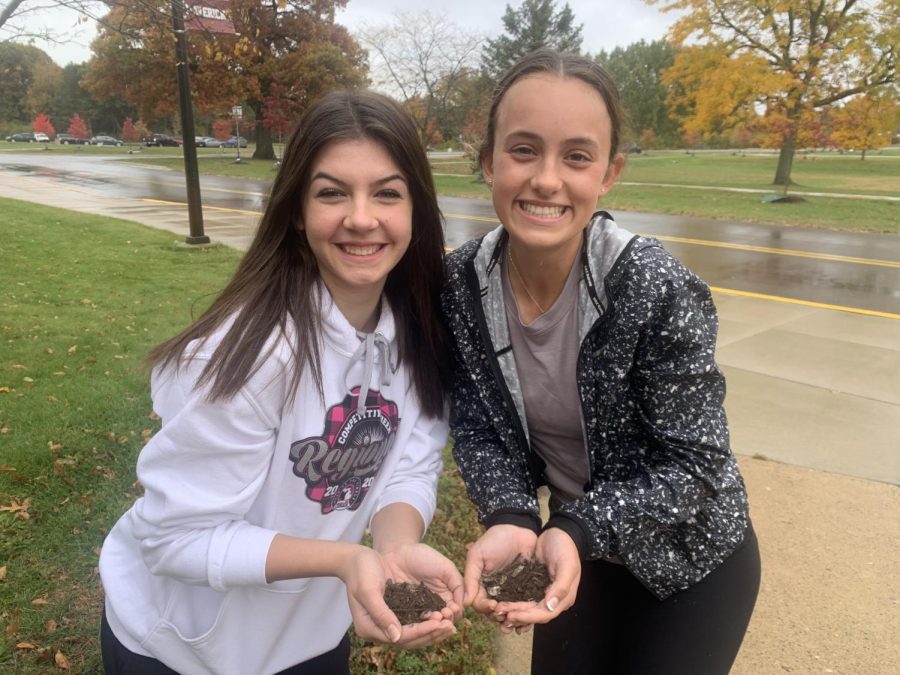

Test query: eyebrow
[310,171,408,187]
[506,130,600,148]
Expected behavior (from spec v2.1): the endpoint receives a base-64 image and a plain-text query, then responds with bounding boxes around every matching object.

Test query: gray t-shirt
[504,254,589,503]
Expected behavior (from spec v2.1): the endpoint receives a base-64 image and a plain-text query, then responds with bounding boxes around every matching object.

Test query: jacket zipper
[463,260,539,484]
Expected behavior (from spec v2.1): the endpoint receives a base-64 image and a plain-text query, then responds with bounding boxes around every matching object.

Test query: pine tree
[482,0,583,79]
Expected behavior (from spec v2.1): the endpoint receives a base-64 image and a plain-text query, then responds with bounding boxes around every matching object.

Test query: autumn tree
[649,0,898,186]
[595,40,680,146]
[67,112,89,138]
[830,94,897,159]
[83,0,367,160]
[358,10,484,145]
[482,0,583,79]
[121,116,139,142]
[212,118,233,141]
[32,111,54,136]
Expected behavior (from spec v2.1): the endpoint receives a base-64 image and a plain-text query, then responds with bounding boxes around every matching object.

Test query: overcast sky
[23,0,675,67]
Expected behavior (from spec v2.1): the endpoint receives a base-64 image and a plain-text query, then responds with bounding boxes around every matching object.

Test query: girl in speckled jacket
[442,49,760,674]
[99,91,463,675]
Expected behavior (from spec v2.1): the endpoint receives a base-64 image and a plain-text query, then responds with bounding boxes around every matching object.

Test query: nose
[530,158,562,195]
[343,199,379,231]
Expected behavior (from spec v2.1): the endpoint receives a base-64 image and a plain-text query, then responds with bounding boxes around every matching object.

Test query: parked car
[90,135,124,146]
[143,133,179,147]
[624,144,643,154]
[5,132,35,142]
[222,136,248,148]
[195,136,222,148]
[33,132,51,143]
[57,134,91,145]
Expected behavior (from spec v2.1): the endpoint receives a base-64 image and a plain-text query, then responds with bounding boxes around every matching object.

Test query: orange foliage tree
[82,0,367,160]
[121,116,140,143]
[32,112,55,137]
[67,113,89,139]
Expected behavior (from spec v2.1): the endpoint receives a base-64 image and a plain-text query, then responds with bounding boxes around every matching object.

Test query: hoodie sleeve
[127,349,288,591]
[546,259,733,560]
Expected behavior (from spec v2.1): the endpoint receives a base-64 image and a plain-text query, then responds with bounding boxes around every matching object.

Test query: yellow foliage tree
[830,94,896,159]
[648,0,898,185]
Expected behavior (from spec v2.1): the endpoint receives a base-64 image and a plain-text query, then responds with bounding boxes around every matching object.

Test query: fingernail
[387,624,401,643]
[546,597,558,612]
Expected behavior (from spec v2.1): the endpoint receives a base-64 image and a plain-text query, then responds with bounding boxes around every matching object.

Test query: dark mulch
[481,555,551,602]
[383,580,446,625]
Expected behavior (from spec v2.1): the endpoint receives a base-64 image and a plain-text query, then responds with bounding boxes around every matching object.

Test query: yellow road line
[442,212,900,269]
[139,197,262,216]
[651,234,900,269]
[710,287,900,319]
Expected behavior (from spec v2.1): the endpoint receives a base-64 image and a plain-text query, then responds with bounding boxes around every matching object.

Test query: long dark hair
[149,90,450,417]
[480,48,625,165]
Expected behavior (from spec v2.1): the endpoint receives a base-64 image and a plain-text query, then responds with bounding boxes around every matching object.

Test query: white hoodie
[99,291,448,674]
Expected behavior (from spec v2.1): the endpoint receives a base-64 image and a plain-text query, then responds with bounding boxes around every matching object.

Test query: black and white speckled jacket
[442,212,750,599]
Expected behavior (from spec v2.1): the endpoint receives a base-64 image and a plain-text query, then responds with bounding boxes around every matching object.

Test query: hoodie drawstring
[345,332,394,417]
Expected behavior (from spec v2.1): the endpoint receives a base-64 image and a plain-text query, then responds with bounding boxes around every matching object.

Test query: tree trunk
[773,131,796,187]
[253,112,275,160]
[861,149,867,160]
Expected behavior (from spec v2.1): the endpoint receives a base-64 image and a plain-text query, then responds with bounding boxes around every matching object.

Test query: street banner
[185,0,237,34]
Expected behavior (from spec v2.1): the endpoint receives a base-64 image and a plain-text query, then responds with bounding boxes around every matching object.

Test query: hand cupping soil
[481,555,551,602]
[383,580,446,625]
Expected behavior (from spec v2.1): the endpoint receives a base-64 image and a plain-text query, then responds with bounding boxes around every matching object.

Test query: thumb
[463,557,484,606]
[373,605,402,643]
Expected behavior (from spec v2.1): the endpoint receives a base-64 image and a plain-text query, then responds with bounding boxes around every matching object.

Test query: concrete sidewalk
[3,172,899,674]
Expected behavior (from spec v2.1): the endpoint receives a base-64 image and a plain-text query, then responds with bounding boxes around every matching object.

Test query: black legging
[532,524,760,675]
[100,610,351,675]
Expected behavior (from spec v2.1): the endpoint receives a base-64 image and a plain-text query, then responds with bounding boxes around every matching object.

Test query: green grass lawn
[0,198,493,673]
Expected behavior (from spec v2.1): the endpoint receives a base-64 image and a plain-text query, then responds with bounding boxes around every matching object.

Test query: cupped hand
[380,542,465,623]
[497,526,581,629]
[463,524,539,616]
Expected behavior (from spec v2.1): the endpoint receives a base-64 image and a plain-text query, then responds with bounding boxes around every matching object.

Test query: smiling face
[483,73,624,260]
[303,137,413,316]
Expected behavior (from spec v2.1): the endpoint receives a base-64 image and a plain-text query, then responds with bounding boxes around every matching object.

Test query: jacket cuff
[543,513,591,559]
[484,510,542,535]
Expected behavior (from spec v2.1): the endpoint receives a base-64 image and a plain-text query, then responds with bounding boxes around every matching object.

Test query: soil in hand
[383,580,446,625]
[482,555,551,603]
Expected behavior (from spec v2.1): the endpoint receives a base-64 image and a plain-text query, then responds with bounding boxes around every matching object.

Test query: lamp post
[232,105,242,163]
[171,0,208,244]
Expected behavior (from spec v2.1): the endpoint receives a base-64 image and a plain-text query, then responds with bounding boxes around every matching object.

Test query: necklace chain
[508,247,546,315]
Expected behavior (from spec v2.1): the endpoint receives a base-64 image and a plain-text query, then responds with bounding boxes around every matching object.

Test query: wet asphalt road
[2,152,898,315]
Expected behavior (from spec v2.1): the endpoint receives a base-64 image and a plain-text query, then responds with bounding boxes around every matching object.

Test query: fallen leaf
[48,395,58,402]
[0,387,10,393]
[0,565,6,581]
[0,498,32,519]
[12,364,26,370]
[22,377,33,383]
[48,441,63,452]
[0,465,15,472]
[31,597,49,606]
[16,642,36,650]
[1,425,9,434]
[67,345,77,354]
[55,649,71,669]
[45,619,57,633]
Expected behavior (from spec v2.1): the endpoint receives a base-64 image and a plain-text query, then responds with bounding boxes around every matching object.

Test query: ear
[480,152,494,186]
[601,153,625,193]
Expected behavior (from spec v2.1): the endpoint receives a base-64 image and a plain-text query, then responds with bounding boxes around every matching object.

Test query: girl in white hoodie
[99,90,462,675]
